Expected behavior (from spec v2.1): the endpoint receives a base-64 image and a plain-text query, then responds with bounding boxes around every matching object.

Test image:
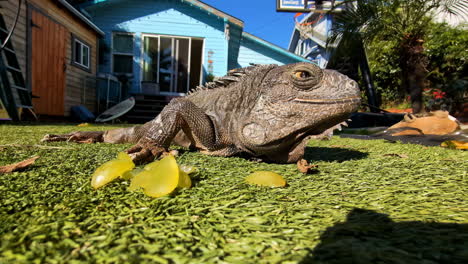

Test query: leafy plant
[330,0,468,113]
[425,22,468,111]
[366,22,467,111]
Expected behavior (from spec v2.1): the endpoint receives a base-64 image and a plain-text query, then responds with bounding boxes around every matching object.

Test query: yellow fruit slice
[179,165,197,174]
[178,170,192,188]
[130,155,180,197]
[245,171,286,187]
[122,168,144,180]
[441,140,468,150]
[117,152,133,162]
[91,152,135,189]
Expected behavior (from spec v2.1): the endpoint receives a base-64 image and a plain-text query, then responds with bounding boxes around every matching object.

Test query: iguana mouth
[293,96,361,105]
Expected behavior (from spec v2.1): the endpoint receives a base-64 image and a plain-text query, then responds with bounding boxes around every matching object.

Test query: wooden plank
[31,10,67,116]
[29,0,97,43]
[20,0,99,116]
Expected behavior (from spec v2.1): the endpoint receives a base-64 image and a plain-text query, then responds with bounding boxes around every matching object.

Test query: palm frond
[438,0,468,17]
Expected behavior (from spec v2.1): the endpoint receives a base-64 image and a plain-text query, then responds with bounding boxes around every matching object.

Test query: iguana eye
[290,64,323,89]
[294,71,311,79]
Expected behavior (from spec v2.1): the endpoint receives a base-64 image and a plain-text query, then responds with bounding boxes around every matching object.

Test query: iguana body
[43,63,361,163]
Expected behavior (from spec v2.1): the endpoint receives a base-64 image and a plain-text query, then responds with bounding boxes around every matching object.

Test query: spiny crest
[187,64,277,95]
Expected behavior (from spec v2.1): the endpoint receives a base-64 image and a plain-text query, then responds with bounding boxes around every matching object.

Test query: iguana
[42,63,361,164]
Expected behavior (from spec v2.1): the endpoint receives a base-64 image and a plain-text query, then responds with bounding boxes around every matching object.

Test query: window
[112,33,134,74]
[72,36,91,70]
[141,34,204,94]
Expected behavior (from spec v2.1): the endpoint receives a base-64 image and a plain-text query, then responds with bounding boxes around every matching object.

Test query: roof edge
[242,32,312,64]
[57,0,104,36]
[188,0,243,27]
[82,0,244,28]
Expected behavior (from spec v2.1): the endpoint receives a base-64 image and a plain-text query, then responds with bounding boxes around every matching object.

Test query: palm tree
[329,0,467,113]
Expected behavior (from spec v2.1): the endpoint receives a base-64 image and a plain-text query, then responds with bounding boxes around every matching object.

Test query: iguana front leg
[42,98,226,163]
[126,98,225,163]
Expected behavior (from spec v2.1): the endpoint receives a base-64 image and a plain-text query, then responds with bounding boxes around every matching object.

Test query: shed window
[112,33,134,74]
[72,36,90,70]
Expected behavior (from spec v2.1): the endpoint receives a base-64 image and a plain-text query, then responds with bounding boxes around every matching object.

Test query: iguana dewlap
[386,111,460,136]
[42,63,361,163]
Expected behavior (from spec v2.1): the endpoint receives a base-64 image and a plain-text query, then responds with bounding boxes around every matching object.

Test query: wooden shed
[0,0,103,118]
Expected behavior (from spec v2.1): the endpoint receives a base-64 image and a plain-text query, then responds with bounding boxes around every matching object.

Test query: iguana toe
[126,144,166,164]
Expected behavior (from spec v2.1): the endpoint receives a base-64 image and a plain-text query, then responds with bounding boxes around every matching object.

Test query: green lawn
[0,123,467,263]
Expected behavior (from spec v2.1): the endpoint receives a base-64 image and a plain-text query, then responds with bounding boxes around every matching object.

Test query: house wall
[0,0,99,116]
[85,0,229,93]
[237,36,308,68]
[28,0,99,116]
[227,23,243,70]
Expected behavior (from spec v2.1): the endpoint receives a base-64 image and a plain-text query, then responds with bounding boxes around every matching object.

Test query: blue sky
[201,0,297,49]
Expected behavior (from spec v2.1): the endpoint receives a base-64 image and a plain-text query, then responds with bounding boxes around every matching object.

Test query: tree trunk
[399,36,428,114]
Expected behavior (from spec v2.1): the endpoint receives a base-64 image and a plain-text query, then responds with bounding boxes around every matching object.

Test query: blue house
[288,12,334,68]
[284,0,348,68]
[80,0,309,96]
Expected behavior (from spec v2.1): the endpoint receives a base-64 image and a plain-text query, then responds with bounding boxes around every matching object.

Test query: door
[31,10,68,116]
[142,35,203,95]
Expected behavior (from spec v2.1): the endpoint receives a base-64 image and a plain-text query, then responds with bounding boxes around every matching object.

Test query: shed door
[31,10,68,116]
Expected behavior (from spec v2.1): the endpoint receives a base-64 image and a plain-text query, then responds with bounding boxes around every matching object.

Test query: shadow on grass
[304,147,368,162]
[301,208,468,264]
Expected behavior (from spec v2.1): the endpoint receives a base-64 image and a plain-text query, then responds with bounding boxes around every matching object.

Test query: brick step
[123,93,178,123]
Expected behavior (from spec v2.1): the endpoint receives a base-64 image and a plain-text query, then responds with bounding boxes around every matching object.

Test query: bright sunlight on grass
[0,123,466,263]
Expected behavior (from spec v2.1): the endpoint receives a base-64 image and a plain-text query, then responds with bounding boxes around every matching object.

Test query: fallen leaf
[0,156,40,174]
[297,159,319,174]
[383,153,409,158]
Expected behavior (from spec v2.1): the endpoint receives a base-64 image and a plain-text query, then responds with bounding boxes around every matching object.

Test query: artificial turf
[0,123,467,263]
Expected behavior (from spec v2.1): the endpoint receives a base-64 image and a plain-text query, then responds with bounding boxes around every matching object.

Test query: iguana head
[239,62,361,152]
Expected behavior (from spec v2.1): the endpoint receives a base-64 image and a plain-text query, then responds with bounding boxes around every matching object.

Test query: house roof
[80,0,244,27]
[56,0,104,36]
[242,32,312,64]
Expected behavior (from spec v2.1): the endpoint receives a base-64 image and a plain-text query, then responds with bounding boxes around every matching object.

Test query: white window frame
[111,32,134,75]
[72,36,90,70]
[140,33,204,96]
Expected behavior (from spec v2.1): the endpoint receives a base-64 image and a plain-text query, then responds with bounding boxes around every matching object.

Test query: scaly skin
[42,63,361,163]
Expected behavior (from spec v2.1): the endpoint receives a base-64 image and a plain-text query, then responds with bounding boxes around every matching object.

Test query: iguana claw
[125,144,167,164]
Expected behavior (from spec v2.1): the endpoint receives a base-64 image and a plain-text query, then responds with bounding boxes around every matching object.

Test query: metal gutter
[56,0,104,36]
[242,32,312,63]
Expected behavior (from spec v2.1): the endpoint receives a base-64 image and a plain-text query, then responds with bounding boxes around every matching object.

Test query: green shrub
[366,22,467,111]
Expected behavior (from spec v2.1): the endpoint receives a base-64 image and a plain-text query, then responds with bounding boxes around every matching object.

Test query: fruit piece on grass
[179,164,197,174]
[91,152,135,189]
[122,168,144,180]
[129,155,180,197]
[245,171,286,187]
[441,140,468,150]
[178,170,192,188]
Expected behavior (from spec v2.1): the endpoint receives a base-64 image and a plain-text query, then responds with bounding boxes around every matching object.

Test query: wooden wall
[0,0,28,82]
[1,0,100,116]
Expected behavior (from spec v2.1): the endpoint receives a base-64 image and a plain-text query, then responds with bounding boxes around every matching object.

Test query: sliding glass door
[142,35,203,95]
